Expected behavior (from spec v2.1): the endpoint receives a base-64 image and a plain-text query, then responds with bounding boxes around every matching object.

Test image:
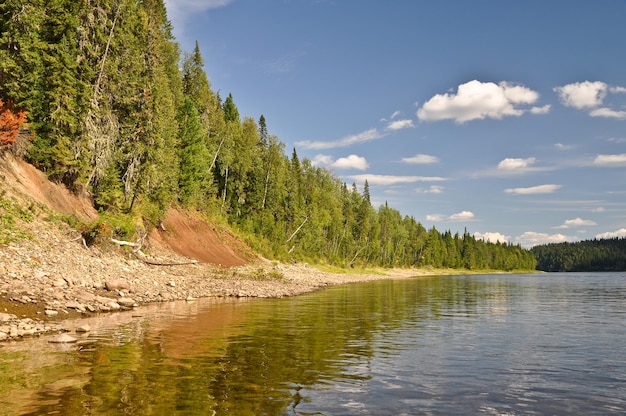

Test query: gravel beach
[0,217,428,342]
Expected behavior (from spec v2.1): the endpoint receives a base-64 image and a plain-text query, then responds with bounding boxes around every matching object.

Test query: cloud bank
[386,119,415,131]
[165,0,233,27]
[296,128,385,150]
[554,217,597,229]
[498,157,536,171]
[417,80,547,123]
[596,228,626,239]
[515,231,572,248]
[427,211,475,222]
[401,154,440,164]
[415,185,445,194]
[474,231,510,244]
[594,153,626,166]
[504,184,562,195]
[349,174,447,186]
[312,154,369,170]
[554,81,626,119]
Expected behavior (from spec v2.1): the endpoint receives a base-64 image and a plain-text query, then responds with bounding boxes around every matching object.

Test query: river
[1,272,625,415]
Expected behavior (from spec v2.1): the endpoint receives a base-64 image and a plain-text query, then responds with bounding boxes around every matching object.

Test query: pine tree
[177,98,212,206]
[258,115,268,147]
[222,93,240,123]
[182,41,213,116]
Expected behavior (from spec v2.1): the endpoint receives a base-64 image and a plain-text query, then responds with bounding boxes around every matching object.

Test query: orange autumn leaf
[0,99,27,146]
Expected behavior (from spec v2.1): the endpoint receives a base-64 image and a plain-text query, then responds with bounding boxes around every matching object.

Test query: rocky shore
[0,218,423,343]
[0,153,433,344]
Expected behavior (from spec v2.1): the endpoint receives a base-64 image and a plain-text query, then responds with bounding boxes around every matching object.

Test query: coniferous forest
[0,0,537,270]
[532,238,626,272]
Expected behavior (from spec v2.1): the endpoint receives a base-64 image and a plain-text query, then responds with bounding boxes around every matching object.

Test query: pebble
[49,333,78,343]
[105,279,131,292]
[117,298,136,307]
[75,324,91,333]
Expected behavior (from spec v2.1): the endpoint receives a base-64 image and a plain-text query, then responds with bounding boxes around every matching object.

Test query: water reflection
[0,273,625,415]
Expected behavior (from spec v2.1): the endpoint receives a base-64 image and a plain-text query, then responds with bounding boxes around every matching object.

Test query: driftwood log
[110,238,198,266]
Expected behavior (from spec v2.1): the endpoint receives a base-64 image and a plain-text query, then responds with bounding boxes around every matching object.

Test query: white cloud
[311,154,333,166]
[608,137,626,144]
[401,154,440,164]
[449,211,475,221]
[530,104,551,114]
[390,111,401,119]
[427,211,475,222]
[504,184,562,195]
[593,153,626,166]
[554,81,608,109]
[350,174,447,186]
[474,231,510,244]
[473,157,552,178]
[417,80,541,123]
[296,128,385,150]
[497,157,537,171]
[554,81,626,118]
[165,0,233,29]
[554,143,573,150]
[416,185,445,194]
[554,217,597,229]
[333,155,369,170]
[610,86,626,93]
[386,119,415,131]
[515,231,572,248]
[312,154,369,170]
[592,207,606,213]
[596,228,626,239]
[426,214,445,221]
[589,107,626,119]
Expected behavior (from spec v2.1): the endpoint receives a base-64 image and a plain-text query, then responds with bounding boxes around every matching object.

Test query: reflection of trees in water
[8,277,517,415]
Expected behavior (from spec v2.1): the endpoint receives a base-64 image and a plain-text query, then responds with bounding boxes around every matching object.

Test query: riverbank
[0,153,524,343]
[0,214,455,342]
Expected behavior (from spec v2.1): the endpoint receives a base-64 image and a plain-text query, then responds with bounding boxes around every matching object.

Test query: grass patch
[0,192,34,245]
[216,267,285,281]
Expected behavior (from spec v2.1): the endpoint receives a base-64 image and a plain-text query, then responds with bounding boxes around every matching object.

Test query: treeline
[0,0,536,270]
[532,238,626,272]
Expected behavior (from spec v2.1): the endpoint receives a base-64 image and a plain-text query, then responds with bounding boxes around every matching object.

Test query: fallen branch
[110,238,198,266]
[67,230,88,249]
[349,246,366,267]
[110,238,140,247]
[286,215,309,243]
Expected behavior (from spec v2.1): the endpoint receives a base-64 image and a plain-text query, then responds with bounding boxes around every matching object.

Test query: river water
[1,272,625,415]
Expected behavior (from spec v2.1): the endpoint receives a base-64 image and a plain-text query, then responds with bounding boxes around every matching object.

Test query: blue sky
[164,0,626,247]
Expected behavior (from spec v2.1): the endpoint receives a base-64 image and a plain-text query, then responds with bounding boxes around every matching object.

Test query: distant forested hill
[531,238,626,272]
[0,1,536,271]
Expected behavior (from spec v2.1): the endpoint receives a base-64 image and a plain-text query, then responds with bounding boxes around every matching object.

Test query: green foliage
[177,98,212,206]
[0,193,35,223]
[532,238,626,271]
[80,212,138,246]
[0,1,538,271]
[243,267,285,281]
[222,93,240,123]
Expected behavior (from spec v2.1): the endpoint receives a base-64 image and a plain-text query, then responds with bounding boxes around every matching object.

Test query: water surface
[1,273,625,415]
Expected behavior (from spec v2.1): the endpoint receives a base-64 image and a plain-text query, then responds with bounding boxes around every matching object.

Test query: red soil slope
[149,209,252,267]
[0,153,251,267]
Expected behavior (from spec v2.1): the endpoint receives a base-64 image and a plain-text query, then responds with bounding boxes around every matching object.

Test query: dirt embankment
[0,152,250,267]
[0,153,413,342]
